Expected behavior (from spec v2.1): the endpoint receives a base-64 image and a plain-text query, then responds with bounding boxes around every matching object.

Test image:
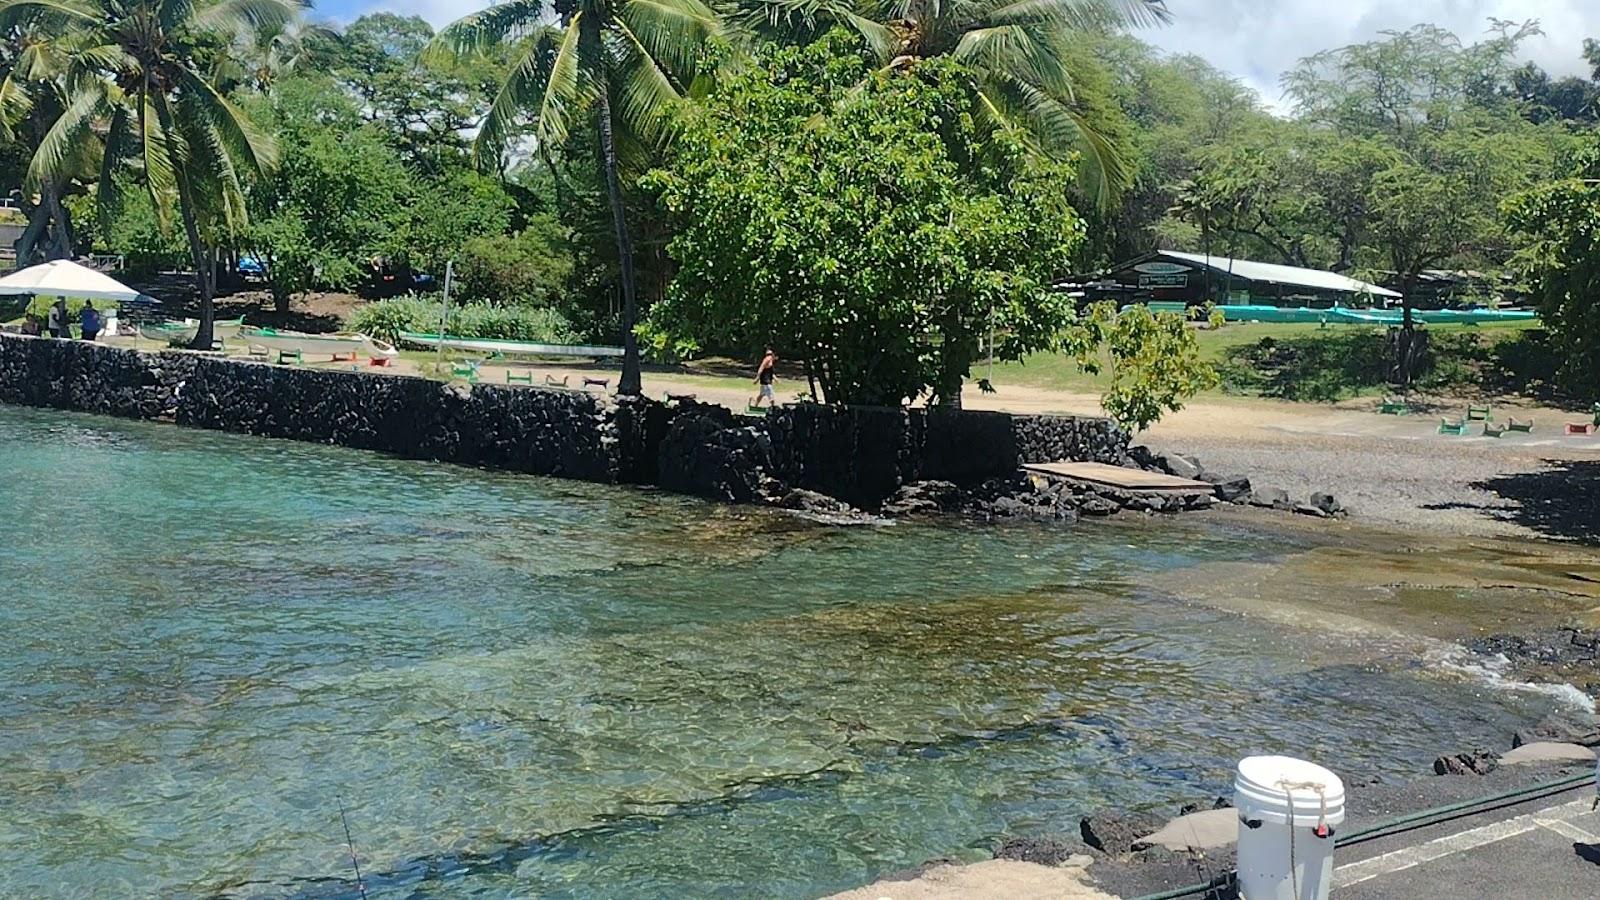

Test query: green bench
[1438,417,1470,435]
[505,370,533,385]
[1465,404,1493,422]
[1507,417,1534,433]
[276,349,301,365]
[1379,396,1411,415]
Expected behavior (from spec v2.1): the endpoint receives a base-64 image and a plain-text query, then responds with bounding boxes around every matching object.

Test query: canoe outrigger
[397,332,624,359]
[138,317,246,345]
[237,326,398,362]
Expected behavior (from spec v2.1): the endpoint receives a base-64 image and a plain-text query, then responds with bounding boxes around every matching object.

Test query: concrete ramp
[1023,461,1213,494]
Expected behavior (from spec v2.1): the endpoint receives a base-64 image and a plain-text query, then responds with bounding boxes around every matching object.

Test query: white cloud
[1144,0,1598,107]
[358,0,1600,107]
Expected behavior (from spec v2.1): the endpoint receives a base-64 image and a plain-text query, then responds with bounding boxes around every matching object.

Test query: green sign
[1139,274,1189,288]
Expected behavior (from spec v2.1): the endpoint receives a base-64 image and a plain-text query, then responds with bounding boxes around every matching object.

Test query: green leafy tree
[2,0,295,348]
[0,15,86,263]
[1506,138,1600,400]
[245,76,411,311]
[435,0,724,395]
[740,0,1168,207]
[647,33,1214,425]
[454,217,574,308]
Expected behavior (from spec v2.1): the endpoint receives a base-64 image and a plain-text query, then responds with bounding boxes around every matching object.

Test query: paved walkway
[1335,793,1600,899]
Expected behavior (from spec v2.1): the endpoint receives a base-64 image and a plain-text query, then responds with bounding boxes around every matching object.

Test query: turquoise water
[0,406,1562,898]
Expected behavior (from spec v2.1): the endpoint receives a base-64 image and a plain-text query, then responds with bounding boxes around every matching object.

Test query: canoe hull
[239,328,398,359]
[398,332,625,358]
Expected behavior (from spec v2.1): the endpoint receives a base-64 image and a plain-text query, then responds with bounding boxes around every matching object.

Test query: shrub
[453,216,573,308]
[348,295,579,345]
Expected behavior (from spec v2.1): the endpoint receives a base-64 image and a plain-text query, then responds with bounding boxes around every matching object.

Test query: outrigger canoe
[398,332,625,358]
[238,326,398,360]
[138,317,246,345]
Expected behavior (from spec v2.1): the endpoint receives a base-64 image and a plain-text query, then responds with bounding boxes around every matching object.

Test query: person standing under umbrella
[80,301,101,342]
[46,297,67,338]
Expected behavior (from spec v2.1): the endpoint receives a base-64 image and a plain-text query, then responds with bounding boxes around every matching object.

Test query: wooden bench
[544,374,570,387]
[582,377,609,391]
[1507,417,1534,433]
[505,370,533,385]
[277,349,302,365]
[1483,423,1508,438]
[1466,404,1493,422]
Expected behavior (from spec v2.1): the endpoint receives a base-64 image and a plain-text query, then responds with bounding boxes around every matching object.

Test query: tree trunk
[154,97,215,350]
[41,180,73,260]
[586,22,642,395]
[1395,278,1419,386]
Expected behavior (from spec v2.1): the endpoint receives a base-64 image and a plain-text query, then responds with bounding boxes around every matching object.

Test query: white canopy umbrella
[0,259,140,302]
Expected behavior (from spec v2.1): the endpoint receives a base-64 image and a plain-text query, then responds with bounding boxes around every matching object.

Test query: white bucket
[1234,755,1346,900]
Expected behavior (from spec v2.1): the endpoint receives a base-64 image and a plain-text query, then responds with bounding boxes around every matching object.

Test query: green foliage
[349,295,579,345]
[245,76,413,308]
[633,320,701,364]
[647,34,1089,406]
[1099,306,1219,430]
[63,188,187,276]
[395,168,517,277]
[1506,137,1600,400]
[453,217,574,308]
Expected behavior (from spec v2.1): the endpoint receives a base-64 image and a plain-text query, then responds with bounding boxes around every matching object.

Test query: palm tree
[0,18,84,263]
[0,0,294,349]
[221,15,339,93]
[743,0,1169,205]
[435,0,724,396]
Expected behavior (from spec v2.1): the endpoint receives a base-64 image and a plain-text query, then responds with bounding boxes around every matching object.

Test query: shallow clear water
[0,406,1563,898]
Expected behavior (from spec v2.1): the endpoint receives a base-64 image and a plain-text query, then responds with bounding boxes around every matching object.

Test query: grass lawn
[987,320,1544,399]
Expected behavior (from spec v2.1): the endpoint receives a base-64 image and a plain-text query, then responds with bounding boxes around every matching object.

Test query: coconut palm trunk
[595,83,643,395]
[152,94,216,350]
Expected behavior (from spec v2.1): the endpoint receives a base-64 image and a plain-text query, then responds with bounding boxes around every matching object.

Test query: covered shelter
[1091,251,1401,309]
[0,259,140,302]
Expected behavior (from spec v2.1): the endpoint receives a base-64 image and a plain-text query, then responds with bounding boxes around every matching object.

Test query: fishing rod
[337,796,369,900]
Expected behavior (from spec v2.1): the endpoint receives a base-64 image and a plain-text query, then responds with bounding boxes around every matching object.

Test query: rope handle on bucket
[1279,779,1330,900]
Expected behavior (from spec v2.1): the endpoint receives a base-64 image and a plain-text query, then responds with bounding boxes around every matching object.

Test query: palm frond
[172,63,277,173]
[0,0,97,29]
[431,0,547,59]
[980,0,1168,31]
[141,95,181,229]
[976,74,1129,207]
[0,73,32,137]
[619,0,721,77]
[473,26,564,168]
[534,14,588,148]
[740,0,895,60]
[954,24,1075,99]
[97,104,133,227]
[24,77,101,188]
[612,16,687,143]
[189,0,299,36]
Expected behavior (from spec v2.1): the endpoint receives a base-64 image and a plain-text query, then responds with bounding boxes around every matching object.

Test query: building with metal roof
[1088,251,1401,308]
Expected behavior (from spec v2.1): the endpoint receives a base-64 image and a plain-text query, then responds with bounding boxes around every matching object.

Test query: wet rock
[1080,497,1119,517]
[1432,749,1499,776]
[881,480,961,517]
[994,833,1095,866]
[776,488,860,516]
[1248,487,1292,509]
[1178,796,1234,816]
[1081,810,1167,855]
[1311,492,1344,516]
[1513,715,1600,749]
[1212,475,1252,503]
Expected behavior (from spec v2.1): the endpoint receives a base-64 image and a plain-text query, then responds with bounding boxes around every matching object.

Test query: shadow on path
[1472,460,1600,544]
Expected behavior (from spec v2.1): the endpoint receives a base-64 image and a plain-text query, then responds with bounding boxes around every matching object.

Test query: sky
[320,0,1600,108]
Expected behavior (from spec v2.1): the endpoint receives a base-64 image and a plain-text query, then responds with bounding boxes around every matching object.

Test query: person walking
[80,301,101,342]
[752,347,778,408]
[46,298,68,338]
